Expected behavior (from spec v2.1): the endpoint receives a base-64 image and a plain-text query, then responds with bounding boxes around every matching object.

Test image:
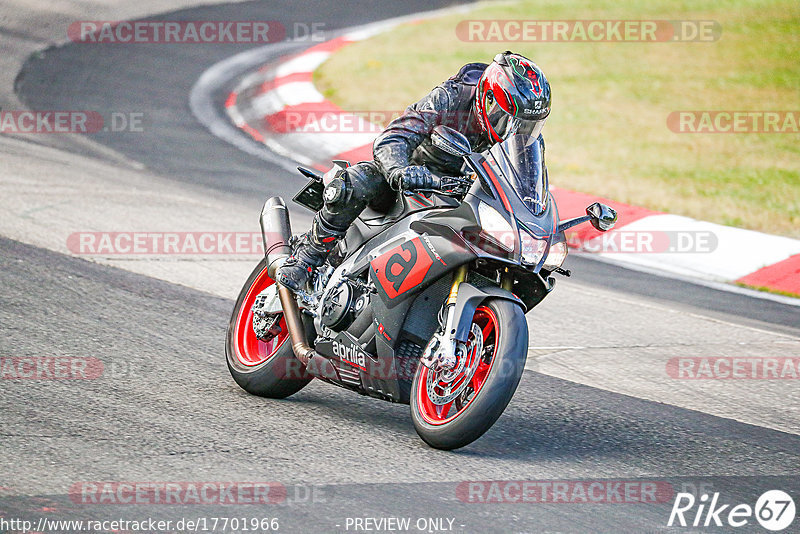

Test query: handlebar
[403,175,473,196]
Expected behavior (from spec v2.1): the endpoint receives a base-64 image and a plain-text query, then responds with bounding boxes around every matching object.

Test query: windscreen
[486,134,547,215]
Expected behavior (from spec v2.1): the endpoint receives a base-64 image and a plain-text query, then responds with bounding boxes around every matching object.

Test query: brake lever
[442,176,472,184]
[403,175,471,195]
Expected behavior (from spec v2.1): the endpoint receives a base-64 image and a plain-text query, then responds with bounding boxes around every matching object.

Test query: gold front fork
[448,265,513,305]
[447,265,469,306]
[500,267,513,291]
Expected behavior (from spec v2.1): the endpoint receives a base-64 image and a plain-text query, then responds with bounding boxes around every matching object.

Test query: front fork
[421,264,513,372]
[500,267,513,291]
[446,264,513,317]
[434,265,469,369]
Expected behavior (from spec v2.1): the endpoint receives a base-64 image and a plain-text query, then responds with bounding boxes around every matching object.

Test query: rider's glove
[388,165,439,191]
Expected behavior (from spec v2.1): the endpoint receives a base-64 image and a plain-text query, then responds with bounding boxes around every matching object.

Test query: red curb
[551,188,659,243]
[736,253,800,295]
[302,36,354,54]
[240,123,264,143]
[224,91,238,108]
[263,71,313,91]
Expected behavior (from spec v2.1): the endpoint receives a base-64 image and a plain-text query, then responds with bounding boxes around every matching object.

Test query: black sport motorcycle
[226,127,617,450]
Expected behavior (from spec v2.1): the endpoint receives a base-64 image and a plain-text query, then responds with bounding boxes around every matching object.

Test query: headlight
[478,202,515,252]
[542,241,568,271]
[519,230,547,265]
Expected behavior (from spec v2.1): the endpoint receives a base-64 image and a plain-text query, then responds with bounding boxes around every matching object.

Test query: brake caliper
[252,285,283,341]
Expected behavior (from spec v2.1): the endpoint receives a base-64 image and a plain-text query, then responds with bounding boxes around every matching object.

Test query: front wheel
[411,298,528,450]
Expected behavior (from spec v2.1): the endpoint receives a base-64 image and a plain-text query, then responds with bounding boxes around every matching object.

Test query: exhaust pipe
[278,285,315,365]
[260,197,314,365]
[260,197,292,279]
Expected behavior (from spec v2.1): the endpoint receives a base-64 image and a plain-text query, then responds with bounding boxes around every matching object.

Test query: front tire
[226,259,313,398]
[411,298,528,450]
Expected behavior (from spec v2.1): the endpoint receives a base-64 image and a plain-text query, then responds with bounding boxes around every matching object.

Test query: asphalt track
[3,1,800,532]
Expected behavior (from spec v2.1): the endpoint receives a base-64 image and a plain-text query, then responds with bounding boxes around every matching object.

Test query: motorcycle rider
[278,51,551,293]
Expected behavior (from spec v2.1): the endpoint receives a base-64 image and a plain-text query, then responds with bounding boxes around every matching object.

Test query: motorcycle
[226,126,617,450]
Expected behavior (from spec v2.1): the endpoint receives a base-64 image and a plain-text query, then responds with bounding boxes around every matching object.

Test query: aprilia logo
[332,340,365,369]
[370,238,434,300]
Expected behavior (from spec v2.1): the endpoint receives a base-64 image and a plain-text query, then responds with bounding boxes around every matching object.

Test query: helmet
[474,52,551,143]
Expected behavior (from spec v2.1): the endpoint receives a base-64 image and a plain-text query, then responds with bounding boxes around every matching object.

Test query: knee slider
[323,175,350,209]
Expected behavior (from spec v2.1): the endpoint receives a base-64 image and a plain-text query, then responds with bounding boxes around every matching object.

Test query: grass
[735,282,800,299]
[315,0,800,237]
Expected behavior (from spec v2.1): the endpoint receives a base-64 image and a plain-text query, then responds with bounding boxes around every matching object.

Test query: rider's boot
[278,161,386,292]
[277,214,346,293]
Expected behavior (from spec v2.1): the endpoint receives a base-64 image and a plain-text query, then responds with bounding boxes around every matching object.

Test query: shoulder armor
[449,62,488,86]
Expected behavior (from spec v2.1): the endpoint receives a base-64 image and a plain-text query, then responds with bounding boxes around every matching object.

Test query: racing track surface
[3,236,799,531]
[3,1,800,532]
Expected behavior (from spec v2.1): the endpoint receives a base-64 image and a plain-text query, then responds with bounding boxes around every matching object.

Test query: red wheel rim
[416,306,499,425]
[233,266,289,367]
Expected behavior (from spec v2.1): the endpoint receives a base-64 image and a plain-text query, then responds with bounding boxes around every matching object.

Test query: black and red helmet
[474,52,551,143]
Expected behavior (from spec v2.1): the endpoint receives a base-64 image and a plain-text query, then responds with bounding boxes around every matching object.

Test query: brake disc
[425,323,484,405]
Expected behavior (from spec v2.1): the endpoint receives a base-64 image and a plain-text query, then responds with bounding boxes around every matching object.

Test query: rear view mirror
[431,125,472,157]
[586,202,617,231]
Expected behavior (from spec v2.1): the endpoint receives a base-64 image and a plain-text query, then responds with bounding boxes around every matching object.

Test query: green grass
[735,282,800,299]
[315,0,800,237]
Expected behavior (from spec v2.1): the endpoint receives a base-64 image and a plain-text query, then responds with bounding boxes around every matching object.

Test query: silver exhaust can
[260,197,292,279]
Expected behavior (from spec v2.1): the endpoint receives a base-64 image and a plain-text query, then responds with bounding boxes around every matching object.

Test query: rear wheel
[411,298,527,450]
[226,259,313,398]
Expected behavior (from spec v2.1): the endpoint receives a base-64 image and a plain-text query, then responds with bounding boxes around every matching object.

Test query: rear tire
[411,298,527,450]
[225,259,313,399]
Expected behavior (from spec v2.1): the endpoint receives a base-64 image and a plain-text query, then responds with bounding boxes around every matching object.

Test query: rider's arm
[372,84,456,177]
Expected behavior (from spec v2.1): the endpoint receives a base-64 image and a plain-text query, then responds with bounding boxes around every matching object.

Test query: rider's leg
[278,161,384,292]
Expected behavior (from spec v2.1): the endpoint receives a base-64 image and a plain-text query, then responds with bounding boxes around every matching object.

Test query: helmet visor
[486,97,545,141]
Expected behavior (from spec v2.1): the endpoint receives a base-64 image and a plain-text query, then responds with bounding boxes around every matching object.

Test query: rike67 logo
[668,490,795,531]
